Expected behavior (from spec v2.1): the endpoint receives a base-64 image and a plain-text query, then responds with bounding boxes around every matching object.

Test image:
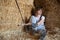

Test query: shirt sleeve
[31,16,36,23]
[41,16,45,22]
[31,16,37,27]
[41,16,45,20]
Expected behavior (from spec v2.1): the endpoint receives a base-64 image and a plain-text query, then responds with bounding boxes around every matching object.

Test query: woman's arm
[24,16,45,26]
[23,17,32,26]
[24,16,37,26]
[37,16,45,26]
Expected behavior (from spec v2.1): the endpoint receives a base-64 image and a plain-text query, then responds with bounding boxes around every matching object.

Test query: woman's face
[37,9,42,15]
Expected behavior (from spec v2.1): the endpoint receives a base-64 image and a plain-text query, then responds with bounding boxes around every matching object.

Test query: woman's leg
[39,29,46,40]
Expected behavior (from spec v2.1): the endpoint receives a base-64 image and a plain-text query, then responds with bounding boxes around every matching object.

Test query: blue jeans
[32,24,46,40]
[38,29,46,40]
[32,28,46,40]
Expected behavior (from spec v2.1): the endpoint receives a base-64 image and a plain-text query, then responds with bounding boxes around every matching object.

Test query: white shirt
[31,15,45,30]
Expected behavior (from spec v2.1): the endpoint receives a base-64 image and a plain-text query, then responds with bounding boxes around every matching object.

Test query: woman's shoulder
[30,15,36,19]
[31,15,35,18]
[31,15,35,17]
[42,16,45,17]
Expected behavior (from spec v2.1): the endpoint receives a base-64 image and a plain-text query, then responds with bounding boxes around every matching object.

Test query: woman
[24,7,46,40]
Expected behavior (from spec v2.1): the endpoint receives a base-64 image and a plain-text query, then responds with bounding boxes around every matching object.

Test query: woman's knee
[40,30,46,35]
[42,30,46,37]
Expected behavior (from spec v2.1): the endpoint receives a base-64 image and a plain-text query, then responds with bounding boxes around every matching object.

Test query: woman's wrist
[25,23,31,25]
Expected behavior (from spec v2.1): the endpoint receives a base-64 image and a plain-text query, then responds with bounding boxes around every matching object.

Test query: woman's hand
[24,23,32,26]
